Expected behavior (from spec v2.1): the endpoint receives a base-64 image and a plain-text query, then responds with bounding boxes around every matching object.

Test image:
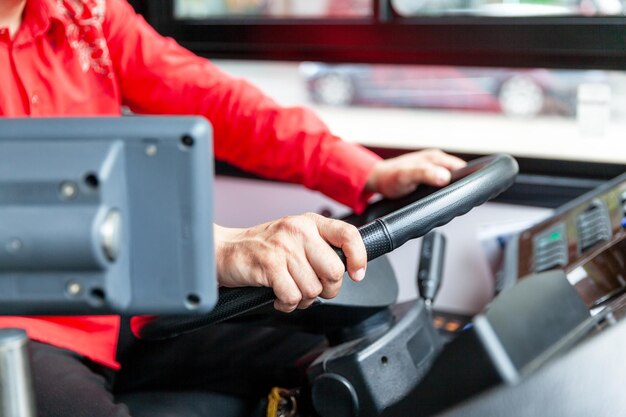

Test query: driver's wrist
[214,224,244,287]
[365,161,384,194]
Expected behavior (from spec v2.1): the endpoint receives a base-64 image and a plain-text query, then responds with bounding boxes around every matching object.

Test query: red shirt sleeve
[102,0,381,213]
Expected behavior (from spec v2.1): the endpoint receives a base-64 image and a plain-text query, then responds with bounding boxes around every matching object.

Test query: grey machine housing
[0,117,217,315]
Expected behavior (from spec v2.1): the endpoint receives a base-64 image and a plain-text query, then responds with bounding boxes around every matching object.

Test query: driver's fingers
[304,234,349,299]
[422,149,467,171]
[309,214,367,284]
[270,268,303,313]
[405,161,453,187]
[286,255,323,309]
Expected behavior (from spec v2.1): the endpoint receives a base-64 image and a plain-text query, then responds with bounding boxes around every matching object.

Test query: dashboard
[505,171,626,307]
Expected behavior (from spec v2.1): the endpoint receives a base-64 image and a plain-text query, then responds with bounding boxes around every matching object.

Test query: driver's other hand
[366,149,466,199]
[214,213,367,313]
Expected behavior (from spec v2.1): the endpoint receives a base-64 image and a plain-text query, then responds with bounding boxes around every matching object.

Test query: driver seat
[117,391,258,417]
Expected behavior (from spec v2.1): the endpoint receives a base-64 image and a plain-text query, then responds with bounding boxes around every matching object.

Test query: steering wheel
[138,154,518,340]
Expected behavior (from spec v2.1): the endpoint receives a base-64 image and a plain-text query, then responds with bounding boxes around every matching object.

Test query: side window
[148,0,626,167]
[174,0,372,18]
[392,0,625,16]
[216,59,626,164]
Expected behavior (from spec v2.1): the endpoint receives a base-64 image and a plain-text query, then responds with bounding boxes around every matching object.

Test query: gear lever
[417,231,446,309]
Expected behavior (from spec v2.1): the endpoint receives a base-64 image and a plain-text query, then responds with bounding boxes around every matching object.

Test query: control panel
[507,172,626,307]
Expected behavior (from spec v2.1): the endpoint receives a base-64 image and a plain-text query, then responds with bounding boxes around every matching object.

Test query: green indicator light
[550,231,561,241]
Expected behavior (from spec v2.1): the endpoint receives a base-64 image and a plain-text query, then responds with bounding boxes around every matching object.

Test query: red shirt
[0,0,381,369]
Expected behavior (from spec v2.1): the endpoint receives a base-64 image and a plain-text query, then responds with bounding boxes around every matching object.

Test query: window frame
[143,0,626,70]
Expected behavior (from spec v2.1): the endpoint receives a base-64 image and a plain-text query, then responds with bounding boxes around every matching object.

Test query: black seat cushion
[116,391,261,417]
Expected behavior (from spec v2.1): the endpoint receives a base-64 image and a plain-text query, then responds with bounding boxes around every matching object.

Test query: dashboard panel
[508,172,626,307]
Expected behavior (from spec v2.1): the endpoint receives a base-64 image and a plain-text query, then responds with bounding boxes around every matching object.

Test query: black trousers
[30,323,324,417]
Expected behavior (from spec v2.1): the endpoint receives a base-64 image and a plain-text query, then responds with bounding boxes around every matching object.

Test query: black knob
[311,373,359,417]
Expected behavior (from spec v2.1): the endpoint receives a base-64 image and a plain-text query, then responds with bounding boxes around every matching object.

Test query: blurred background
[168,0,626,164]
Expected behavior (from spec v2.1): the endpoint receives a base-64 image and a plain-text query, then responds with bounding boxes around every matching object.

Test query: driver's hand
[366,149,466,198]
[214,213,367,313]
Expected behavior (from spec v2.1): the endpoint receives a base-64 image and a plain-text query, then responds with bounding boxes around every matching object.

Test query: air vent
[577,201,611,253]
[533,224,568,273]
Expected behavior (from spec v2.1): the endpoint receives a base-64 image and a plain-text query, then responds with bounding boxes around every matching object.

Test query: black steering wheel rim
[331,153,518,265]
[138,154,518,340]
[341,153,511,227]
